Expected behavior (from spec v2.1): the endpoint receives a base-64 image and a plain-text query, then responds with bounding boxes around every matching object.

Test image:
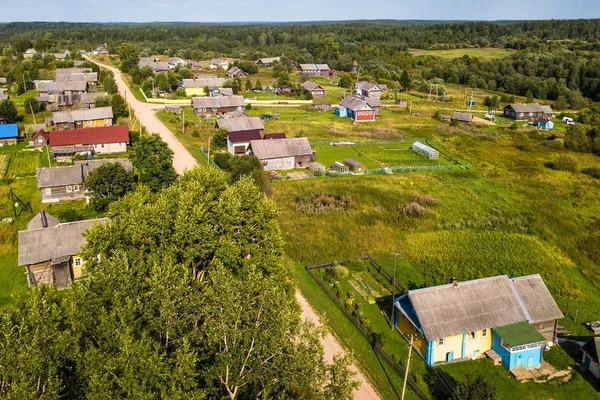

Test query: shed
[452,112,473,123]
[165,105,182,114]
[440,115,452,122]
[330,161,349,174]
[581,337,600,381]
[334,105,347,118]
[308,162,326,173]
[535,117,554,130]
[0,124,18,145]
[250,138,315,170]
[412,141,439,160]
[492,322,545,371]
[343,158,365,173]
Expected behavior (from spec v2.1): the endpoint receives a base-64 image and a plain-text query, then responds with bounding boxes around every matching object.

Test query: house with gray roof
[216,117,265,155]
[337,96,376,122]
[298,63,330,77]
[192,95,245,117]
[55,71,98,84]
[256,57,280,67]
[354,81,385,98]
[52,106,113,130]
[78,92,109,109]
[302,81,326,98]
[18,213,109,289]
[452,112,473,123]
[249,137,315,170]
[168,57,186,69]
[182,77,226,96]
[503,103,553,121]
[209,58,229,70]
[227,66,248,79]
[139,58,170,73]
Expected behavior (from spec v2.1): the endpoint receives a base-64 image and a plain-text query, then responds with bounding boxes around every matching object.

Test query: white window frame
[44,187,52,195]
[87,120,92,124]
[73,257,82,266]
[66,185,73,193]
[438,338,445,346]
[481,329,488,338]
[73,184,80,192]
[469,331,476,340]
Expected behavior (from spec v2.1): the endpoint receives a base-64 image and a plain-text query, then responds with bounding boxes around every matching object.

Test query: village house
[503,103,554,121]
[187,60,202,69]
[191,95,245,117]
[139,58,170,73]
[249,137,315,170]
[256,57,280,67]
[452,112,473,123]
[181,77,226,96]
[168,57,186,69]
[52,106,113,130]
[0,124,18,145]
[209,58,230,70]
[92,46,109,56]
[36,158,132,203]
[39,125,129,158]
[78,92,109,109]
[216,117,265,155]
[581,337,600,384]
[24,48,37,59]
[394,274,563,371]
[227,66,248,79]
[18,212,109,289]
[218,87,234,97]
[37,80,88,102]
[53,51,71,62]
[302,81,326,98]
[354,81,385,98]
[298,63,331,77]
[336,96,376,122]
[55,71,98,85]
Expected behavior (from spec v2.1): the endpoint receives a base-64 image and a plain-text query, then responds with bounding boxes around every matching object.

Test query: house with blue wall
[336,96,376,122]
[394,274,563,372]
[536,116,554,130]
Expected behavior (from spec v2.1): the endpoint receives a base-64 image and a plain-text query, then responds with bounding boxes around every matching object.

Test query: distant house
[0,77,7,86]
[37,80,88,97]
[337,96,376,122]
[48,125,129,158]
[139,58,170,73]
[78,92,109,109]
[24,48,37,59]
[365,97,382,116]
[187,60,202,69]
[535,116,554,130]
[0,124,18,145]
[93,46,109,56]
[181,77,226,96]
[250,138,315,170]
[394,274,563,370]
[52,106,113,130]
[191,95,245,117]
[412,141,439,160]
[37,158,132,203]
[298,64,331,77]
[256,57,280,67]
[218,87,234,97]
[53,51,70,62]
[354,81,385,98]
[313,103,332,111]
[302,81,326,98]
[343,158,365,173]
[452,112,473,123]
[167,57,186,69]
[18,213,109,289]
[55,71,98,85]
[31,130,50,147]
[216,117,265,155]
[503,103,553,121]
[227,66,248,79]
[209,59,229,70]
[263,133,286,140]
[581,337,600,383]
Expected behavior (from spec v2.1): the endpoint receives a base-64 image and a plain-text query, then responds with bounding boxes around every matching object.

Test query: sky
[0,0,597,23]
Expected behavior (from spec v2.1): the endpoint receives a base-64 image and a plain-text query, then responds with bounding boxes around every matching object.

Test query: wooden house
[78,92,109,109]
[256,57,280,67]
[48,125,129,157]
[31,129,50,147]
[581,337,600,382]
[18,213,109,289]
[452,112,473,123]
[298,64,330,77]
[227,66,248,79]
[503,103,553,121]
[343,158,365,173]
[209,58,229,70]
[37,80,88,105]
[302,81,326,98]
[312,103,332,111]
[394,274,562,371]
[37,158,132,203]
[55,71,98,85]
[167,57,186,69]
[412,141,439,160]
[139,58,170,73]
[191,95,245,117]
[354,81,385,98]
[216,117,265,155]
[181,77,226,96]
[218,87,234,97]
[338,96,376,122]
[249,137,315,170]
[24,48,37,59]
[52,106,113,130]
[93,46,109,56]
[535,116,554,130]
[365,97,381,115]
[0,124,18,145]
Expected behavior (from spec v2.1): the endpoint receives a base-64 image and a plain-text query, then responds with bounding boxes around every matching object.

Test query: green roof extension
[494,321,546,348]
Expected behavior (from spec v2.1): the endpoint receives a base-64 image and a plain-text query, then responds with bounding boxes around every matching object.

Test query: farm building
[18,213,109,289]
[302,81,326,98]
[440,115,452,122]
[412,141,439,160]
[343,158,365,173]
[452,112,473,123]
[209,59,229,70]
[330,161,349,174]
[0,124,18,145]
[31,130,50,147]
[298,63,331,77]
[216,117,265,155]
[46,125,129,157]
[138,58,170,73]
[165,105,182,114]
[191,95,245,117]
[249,138,315,171]
[78,92,109,109]
[181,77,226,96]
[227,66,248,79]
[52,107,113,130]
[581,337,600,382]
[354,81,385,98]
[313,103,332,111]
[365,97,382,115]
[218,88,234,97]
[256,57,280,67]
[535,116,554,130]
[337,96,376,122]
[503,103,553,121]
[394,274,563,371]
[55,71,98,84]
[168,57,186,69]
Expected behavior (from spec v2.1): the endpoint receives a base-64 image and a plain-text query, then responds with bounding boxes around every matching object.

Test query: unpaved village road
[87,56,379,399]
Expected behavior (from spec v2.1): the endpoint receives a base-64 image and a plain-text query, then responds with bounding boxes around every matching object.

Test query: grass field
[410,47,517,60]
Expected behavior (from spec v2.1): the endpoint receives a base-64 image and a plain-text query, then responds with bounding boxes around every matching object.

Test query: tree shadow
[373,348,402,400]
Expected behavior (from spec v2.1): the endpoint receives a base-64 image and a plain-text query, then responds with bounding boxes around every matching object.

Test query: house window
[88,120,92,124]
[73,185,80,192]
[66,185,73,193]
[119,142,122,147]
[104,118,109,123]
[481,329,488,338]
[44,188,52,195]
[73,257,82,266]
[438,338,445,346]
[469,331,476,340]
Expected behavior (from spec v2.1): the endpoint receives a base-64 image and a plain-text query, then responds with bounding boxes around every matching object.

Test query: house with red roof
[46,126,129,157]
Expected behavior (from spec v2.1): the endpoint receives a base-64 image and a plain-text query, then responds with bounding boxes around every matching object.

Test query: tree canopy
[130,134,177,192]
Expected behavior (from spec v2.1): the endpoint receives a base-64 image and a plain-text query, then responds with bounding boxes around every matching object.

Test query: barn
[249,138,315,170]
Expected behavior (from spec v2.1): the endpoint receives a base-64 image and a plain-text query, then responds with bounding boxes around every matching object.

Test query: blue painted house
[394,274,562,372]
[536,117,554,130]
[0,123,18,145]
[337,96,375,122]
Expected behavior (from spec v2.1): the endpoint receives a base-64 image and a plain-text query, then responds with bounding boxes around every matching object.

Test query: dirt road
[84,56,197,175]
[87,56,379,399]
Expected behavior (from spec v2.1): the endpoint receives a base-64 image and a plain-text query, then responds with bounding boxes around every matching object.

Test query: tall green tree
[230,155,269,194]
[0,100,20,123]
[400,70,411,90]
[84,162,136,212]
[118,43,140,73]
[111,94,129,119]
[130,134,177,192]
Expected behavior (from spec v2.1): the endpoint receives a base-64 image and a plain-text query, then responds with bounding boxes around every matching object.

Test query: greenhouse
[412,141,439,160]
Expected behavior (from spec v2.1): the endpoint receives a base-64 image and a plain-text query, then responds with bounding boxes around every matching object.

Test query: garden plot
[348,271,391,303]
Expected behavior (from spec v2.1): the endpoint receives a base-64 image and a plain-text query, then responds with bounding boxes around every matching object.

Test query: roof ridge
[408,274,510,294]
[508,278,534,323]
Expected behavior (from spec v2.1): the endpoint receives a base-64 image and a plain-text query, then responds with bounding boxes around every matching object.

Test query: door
[527,356,534,369]
[516,354,523,369]
[446,351,454,362]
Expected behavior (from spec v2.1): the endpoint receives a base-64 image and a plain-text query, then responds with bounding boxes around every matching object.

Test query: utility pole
[29,99,37,124]
[390,252,400,330]
[182,108,185,135]
[207,136,211,166]
[46,144,51,167]
[401,335,414,400]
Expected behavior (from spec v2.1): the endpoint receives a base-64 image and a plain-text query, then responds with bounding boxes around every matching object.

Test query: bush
[542,138,564,149]
[450,119,459,127]
[401,202,431,217]
[213,152,231,169]
[547,155,578,172]
[245,103,252,110]
[582,166,600,179]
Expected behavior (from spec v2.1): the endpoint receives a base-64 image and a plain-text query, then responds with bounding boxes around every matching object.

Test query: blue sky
[1,0,597,22]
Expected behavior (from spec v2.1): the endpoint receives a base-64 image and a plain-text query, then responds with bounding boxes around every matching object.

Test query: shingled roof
[182,77,226,88]
[510,275,564,323]
[191,95,245,109]
[250,138,313,160]
[18,218,109,266]
[302,81,323,91]
[355,81,383,92]
[339,96,373,112]
[216,117,264,133]
[52,107,113,124]
[55,72,98,83]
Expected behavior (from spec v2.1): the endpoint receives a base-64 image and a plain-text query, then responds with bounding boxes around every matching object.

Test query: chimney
[450,277,458,287]
[40,210,48,228]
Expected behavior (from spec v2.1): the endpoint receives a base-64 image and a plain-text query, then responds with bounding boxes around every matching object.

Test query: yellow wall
[433,329,492,363]
[185,88,205,96]
[71,254,85,280]
[82,118,112,128]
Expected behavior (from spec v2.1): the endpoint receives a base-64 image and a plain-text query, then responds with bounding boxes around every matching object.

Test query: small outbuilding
[343,158,365,173]
[440,115,452,122]
[165,105,182,114]
[330,161,349,174]
[0,124,18,145]
[452,112,473,123]
[536,117,554,130]
[581,337,600,382]
[492,322,546,371]
[308,162,326,173]
[412,141,439,160]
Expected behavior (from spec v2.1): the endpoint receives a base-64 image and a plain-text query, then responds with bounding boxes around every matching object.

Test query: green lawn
[410,47,517,60]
